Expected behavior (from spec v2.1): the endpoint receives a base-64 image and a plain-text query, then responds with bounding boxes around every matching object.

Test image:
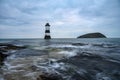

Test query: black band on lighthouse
[45,30,50,33]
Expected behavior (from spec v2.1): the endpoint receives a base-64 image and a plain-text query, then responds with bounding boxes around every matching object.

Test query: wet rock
[0,43,26,51]
[96,73,111,80]
[71,73,91,80]
[0,43,26,66]
[0,49,7,52]
[72,43,87,46]
[0,52,8,66]
[13,49,47,57]
[112,71,120,79]
[94,67,103,72]
[58,51,120,80]
[37,72,63,80]
[29,65,38,71]
[71,69,92,80]
[74,52,103,59]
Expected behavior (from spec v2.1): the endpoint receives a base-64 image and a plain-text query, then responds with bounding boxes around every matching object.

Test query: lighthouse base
[44,36,51,39]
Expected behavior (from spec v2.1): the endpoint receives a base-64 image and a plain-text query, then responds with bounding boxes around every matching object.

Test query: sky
[0,0,120,38]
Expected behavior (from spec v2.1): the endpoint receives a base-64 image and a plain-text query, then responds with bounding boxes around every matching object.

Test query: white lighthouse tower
[44,23,51,39]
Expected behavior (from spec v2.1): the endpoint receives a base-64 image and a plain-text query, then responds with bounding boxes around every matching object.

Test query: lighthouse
[44,23,51,39]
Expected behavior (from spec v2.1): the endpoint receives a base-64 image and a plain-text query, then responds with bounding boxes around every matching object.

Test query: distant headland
[77,32,107,38]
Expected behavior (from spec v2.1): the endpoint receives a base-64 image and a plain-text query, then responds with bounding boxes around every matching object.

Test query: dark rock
[29,65,38,71]
[0,43,26,66]
[113,71,120,79]
[0,43,26,51]
[37,72,63,80]
[58,51,120,80]
[13,49,47,57]
[94,67,103,72]
[72,43,87,46]
[71,71,91,80]
[77,32,106,38]
[0,52,8,66]
[74,52,103,59]
[96,73,111,80]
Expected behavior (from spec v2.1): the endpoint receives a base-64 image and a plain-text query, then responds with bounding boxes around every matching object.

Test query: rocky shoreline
[0,52,8,66]
[0,42,120,80]
[58,51,120,80]
[0,43,26,66]
[0,43,64,80]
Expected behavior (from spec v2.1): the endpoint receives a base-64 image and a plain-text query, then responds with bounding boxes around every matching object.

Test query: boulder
[77,32,106,38]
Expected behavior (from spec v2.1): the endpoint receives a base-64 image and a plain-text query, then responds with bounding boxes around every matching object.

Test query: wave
[0,39,120,80]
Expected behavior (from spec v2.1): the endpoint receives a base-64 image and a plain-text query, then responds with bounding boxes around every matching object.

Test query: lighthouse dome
[45,23,50,26]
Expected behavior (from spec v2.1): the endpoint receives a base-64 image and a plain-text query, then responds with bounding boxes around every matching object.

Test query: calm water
[0,38,120,80]
[0,38,120,47]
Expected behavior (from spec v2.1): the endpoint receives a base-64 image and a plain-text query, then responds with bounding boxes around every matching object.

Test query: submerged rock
[77,32,106,38]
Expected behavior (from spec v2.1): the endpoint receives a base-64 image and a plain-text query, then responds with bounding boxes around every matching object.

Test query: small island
[77,32,107,38]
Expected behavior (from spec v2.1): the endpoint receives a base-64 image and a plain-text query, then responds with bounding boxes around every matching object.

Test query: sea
[0,38,120,80]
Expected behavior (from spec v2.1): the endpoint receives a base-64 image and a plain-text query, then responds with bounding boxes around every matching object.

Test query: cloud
[0,0,120,38]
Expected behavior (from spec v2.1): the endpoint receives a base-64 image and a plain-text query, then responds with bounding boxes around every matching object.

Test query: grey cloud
[0,18,29,26]
[0,0,120,38]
